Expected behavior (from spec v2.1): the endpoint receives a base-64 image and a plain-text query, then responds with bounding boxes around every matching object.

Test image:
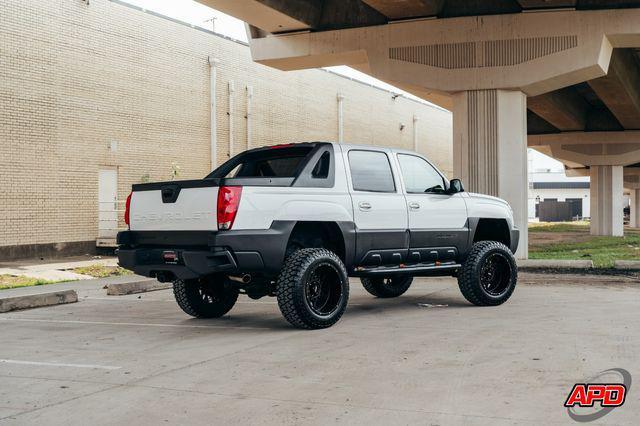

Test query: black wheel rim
[197,280,226,304]
[480,252,512,297]
[305,262,343,316]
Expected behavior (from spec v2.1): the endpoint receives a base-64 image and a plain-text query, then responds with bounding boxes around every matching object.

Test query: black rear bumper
[117,247,243,281]
[116,222,294,280]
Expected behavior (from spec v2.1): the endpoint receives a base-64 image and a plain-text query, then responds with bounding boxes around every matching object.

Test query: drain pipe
[228,81,235,158]
[337,93,345,143]
[246,85,253,149]
[413,114,419,152]
[207,57,219,168]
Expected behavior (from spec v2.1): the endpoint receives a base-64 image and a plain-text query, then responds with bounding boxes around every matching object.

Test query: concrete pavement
[0,274,638,425]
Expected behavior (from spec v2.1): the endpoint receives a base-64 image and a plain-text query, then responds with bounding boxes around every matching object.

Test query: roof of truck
[337,142,417,155]
[256,141,419,156]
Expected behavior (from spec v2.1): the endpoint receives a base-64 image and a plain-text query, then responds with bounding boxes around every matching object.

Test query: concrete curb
[0,290,78,313]
[517,259,594,269]
[614,260,640,270]
[106,279,171,296]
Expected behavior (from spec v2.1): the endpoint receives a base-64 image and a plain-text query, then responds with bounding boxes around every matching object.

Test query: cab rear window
[208,146,314,178]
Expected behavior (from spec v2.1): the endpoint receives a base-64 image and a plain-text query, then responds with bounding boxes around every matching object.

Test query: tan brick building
[0,0,453,259]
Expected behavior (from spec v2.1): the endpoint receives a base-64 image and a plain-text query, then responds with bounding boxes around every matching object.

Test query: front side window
[397,154,446,194]
[348,150,395,193]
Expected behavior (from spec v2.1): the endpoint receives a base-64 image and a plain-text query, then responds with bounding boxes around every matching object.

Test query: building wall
[527,169,592,220]
[0,0,453,258]
[528,188,631,221]
[528,188,590,219]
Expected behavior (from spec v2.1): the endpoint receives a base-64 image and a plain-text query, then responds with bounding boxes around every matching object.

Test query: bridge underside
[202,1,640,35]
[199,0,640,257]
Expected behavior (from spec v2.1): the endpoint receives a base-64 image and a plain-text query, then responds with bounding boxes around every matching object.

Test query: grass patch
[0,275,62,290]
[529,222,640,268]
[528,221,590,233]
[529,231,640,268]
[72,264,132,278]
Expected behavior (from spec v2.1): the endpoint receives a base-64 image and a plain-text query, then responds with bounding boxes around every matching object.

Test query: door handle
[409,202,420,210]
[358,202,372,211]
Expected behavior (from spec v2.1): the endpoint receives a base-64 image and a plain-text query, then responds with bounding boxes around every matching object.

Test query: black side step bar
[354,262,461,277]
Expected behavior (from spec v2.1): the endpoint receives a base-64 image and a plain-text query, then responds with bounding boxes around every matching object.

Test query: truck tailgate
[130,185,218,231]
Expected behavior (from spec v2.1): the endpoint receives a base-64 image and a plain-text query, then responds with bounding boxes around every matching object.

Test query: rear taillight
[124,192,132,227]
[217,186,242,230]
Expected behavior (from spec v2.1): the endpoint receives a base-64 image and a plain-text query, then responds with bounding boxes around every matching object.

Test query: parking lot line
[82,296,369,306]
[0,316,274,330]
[81,296,280,305]
[0,359,121,370]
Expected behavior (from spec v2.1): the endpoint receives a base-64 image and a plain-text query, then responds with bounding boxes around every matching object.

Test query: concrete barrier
[517,259,594,269]
[106,279,171,296]
[614,260,640,270]
[0,290,78,313]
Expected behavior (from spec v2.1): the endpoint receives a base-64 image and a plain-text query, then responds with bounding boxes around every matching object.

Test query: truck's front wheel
[173,276,239,318]
[276,248,349,329]
[457,241,517,306]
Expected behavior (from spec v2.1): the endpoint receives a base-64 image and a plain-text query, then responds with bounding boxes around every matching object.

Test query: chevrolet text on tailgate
[118,142,519,329]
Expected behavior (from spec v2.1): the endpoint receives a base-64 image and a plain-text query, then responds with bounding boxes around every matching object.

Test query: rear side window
[348,150,395,193]
[311,151,331,179]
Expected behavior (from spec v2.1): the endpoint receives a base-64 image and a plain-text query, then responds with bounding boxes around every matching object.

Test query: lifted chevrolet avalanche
[117,142,519,329]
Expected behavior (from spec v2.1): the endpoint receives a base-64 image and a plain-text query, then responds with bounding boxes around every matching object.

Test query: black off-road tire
[276,248,349,329]
[457,241,517,306]
[360,276,413,298]
[173,276,239,318]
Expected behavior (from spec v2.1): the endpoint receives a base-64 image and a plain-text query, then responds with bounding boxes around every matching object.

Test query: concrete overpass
[199,0,640,257]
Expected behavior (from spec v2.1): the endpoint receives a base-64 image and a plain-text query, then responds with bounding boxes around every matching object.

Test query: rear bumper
[117,247,244,281]
[116,222,294,280]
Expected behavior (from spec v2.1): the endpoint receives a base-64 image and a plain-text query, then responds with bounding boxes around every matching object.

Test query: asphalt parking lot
[0,273,638,425]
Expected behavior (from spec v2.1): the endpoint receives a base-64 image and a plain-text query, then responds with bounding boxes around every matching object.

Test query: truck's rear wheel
[360,276,413,298]
[173,276,239,318]
[457,241,517,306]
[276,248,349,329]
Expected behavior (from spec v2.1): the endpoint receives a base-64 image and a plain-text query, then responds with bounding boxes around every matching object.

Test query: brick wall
[0,0,453,256]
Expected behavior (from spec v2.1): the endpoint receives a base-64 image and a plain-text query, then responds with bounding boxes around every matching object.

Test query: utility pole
[204,16,217,33]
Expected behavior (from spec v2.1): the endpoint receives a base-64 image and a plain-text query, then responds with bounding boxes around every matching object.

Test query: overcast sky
[122,0,566,173]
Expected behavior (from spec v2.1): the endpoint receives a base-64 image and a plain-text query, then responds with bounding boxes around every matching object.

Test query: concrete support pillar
[629,189,640,228]
[590,165,624,236]
[453,89,528,258]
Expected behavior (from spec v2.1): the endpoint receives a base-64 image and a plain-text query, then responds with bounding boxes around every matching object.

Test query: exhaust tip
[229,274,252,284]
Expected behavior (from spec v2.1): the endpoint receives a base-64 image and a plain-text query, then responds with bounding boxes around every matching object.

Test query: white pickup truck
[118,142,519,329]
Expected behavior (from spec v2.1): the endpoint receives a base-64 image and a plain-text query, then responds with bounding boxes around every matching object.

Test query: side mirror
[448,178,464,194]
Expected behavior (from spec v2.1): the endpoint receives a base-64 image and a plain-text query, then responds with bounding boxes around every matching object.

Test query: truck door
[395,153,468,262]
[343,148,409,267]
